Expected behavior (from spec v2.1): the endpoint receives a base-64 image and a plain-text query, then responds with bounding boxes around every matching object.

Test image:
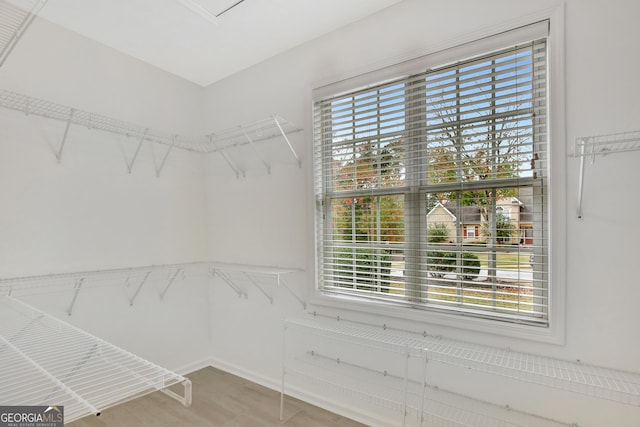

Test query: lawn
[475,251,532,269]
[388,252,535,310]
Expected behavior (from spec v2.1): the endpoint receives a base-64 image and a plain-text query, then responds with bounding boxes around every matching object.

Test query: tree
[481,212,516,244]
[330,138,404,292]
[332,139,404,243]
[427,223,449,243]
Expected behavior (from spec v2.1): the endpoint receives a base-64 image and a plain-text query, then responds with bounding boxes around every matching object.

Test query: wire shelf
[287,314,640,406]
[0,296,191,423]
[573,130,640,158]
[0,261,304,311]
[573,129,640,219]
[0,262,200,311]
[286,351,571,427]
[0,0,46,68]
[209,262,305,307]
[285,316,427,357]
[0,88,302,175]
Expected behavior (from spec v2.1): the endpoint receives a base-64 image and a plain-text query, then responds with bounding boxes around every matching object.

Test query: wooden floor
[68,366,366,427]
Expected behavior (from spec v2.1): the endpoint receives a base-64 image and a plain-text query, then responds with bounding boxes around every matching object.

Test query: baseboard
[207,356,281,391]
[172,357,216,377]
[206,356,397,427]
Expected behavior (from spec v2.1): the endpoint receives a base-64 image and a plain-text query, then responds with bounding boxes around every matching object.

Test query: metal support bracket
[244,131,271,174]
[576,137,596,220]
[129,271,152,306]
[155,136,175,177]
[160,268,183,300]
[210,268,246,298]
[56,109,75,163]
[161,378,192,407]
[210,134,244,178]
[67,278,84,316]
[127,128,148,174]
[244,272,273,304]
[273,115,301,167]
[278,278,305,309]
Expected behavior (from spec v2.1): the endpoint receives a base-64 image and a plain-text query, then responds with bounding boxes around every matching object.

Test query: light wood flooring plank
[67,366,367,427]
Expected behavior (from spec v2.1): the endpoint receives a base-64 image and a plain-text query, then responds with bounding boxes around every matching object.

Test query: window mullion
[405,77,425,303]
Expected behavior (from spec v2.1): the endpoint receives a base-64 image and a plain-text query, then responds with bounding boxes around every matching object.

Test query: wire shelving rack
[0,295,192,423]
[0,89,302,175]
[0,261,305,313]
[209,262,305,308]
[573,130,640,219]
[0,0,46,67]
[284,314,640,413]
[286,351,572,427]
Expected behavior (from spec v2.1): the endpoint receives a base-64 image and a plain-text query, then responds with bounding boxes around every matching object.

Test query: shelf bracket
[273,115,301,168]
[243,131,271,174]
[129,271,152,306]
[279,278,305,309]
[127,128,148,174]
[56,109,75,164]
[67,278,84,316]
[210,134,244,179]
[160,268,183,300]
[155,135,175,177]
[161,378,192,407]
[210,268,246,298]
[576,138,588,220]
[244,272,273,304]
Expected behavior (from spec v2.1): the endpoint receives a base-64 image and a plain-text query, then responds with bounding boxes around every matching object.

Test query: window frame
[308,9,566,344]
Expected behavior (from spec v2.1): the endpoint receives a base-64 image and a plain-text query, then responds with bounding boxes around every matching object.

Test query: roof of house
[427,187,535,225]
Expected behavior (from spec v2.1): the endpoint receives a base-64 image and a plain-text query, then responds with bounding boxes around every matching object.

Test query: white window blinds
[314,22,549,325]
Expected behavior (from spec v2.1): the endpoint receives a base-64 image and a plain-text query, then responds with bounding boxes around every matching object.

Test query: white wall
[0,18,211,370]
[203,0,640,426]
[1,0,638,424]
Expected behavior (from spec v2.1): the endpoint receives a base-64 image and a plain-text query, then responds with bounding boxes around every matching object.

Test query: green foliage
[481,212,516,244]
[427,251,481,280]
[427,223,449,243]
[334,247,391,292]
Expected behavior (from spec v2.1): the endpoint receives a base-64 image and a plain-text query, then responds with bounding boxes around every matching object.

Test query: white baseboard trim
[172,357,216,377]
[206,356,397,427]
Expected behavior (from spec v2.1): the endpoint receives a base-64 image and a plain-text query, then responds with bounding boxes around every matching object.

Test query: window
[466,226,476,239]
[314,22,549,326]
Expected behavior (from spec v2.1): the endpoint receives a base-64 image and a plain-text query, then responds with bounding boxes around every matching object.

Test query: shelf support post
[162,378,192,407]
[56,108,75,164]
[244,131,271,174]
[273,115,301,167]
[244,272,273,304]
[127,128,148,174]
[155,135,176,177]
[419,351,429,426]
[210,134,244,178]
[278,278,306,309]
[129,271,152,306]
[210,268,246,298]
[576,138,589,220]
[160,268,183,300]
[280,320,287,421]
[401,344,409,427]
[67,277,84,316]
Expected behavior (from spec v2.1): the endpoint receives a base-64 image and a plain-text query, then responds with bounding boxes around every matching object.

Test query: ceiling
[20,0,403,87]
